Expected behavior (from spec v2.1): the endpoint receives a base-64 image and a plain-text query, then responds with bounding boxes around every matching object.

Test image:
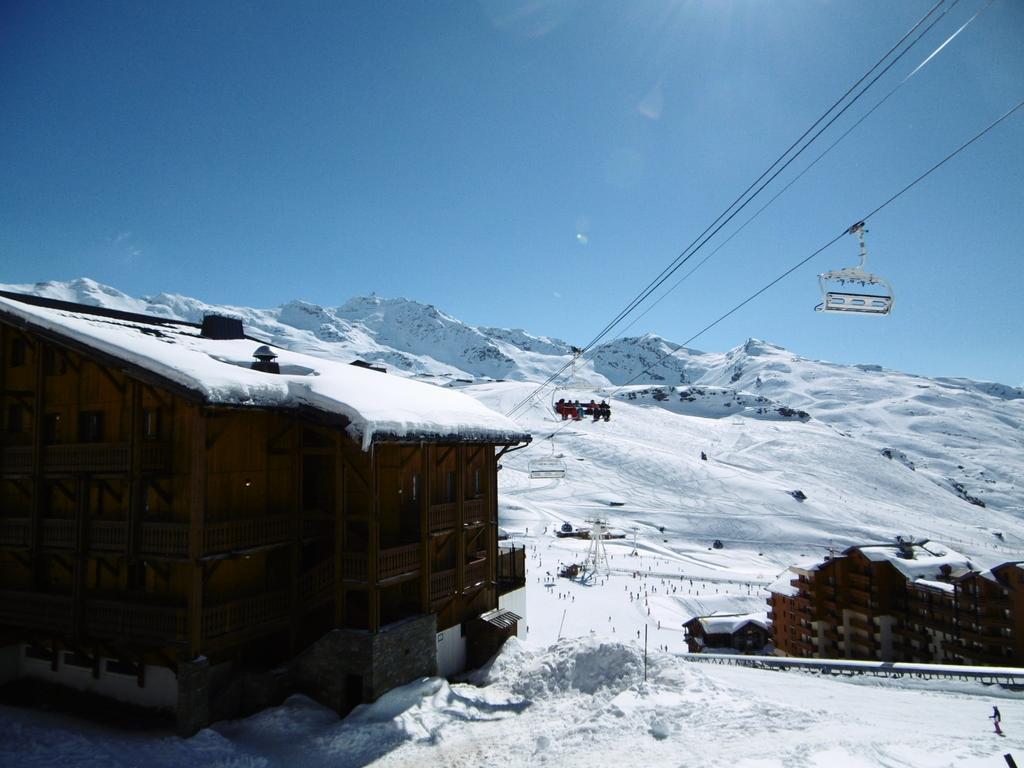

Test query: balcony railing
[0,518,31,548]
[40,518,75,549]
[379,543,421,580]
[430,569,455,602]
[429,502,456,532]
[0,442,171,476]
[0,590,72,633]
[0,447,32,475]
[466,557,489,587]
[463,499,486,525]
[84,598,187,644]
[202,590,290,639]
[203,516,292,555]
[140,521,189,558]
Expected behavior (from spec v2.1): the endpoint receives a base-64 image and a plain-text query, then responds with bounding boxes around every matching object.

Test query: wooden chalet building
[0,292,531,734]
[769,537,1024,666]
[683,613,770,654]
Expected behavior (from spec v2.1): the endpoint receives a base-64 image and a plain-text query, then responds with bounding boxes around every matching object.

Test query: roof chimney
[201,314,244,340]
[251,345,280,374]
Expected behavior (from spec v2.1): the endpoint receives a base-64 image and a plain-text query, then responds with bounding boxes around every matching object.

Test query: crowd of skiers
[555,398,611,421]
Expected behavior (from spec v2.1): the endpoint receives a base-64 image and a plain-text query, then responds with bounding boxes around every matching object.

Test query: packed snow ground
[3,636,1021,767]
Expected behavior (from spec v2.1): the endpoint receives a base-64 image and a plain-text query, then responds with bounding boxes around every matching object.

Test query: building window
[44,413,62,444]
[9,337,26,367]
[410,473,419,502]
[78,411,104,443]
[474,468,481,496]
[143,409,161,440]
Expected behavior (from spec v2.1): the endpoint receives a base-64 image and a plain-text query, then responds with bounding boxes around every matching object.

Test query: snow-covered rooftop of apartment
[697,612,769,635]
[0,294,530,450]
[857,540,973,582]
[767,570,799,597]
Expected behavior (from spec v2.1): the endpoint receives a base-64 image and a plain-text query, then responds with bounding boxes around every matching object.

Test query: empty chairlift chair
[816,222,894,316]
[528,437,566,479]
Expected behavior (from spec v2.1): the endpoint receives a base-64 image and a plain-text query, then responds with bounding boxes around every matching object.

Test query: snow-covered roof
[696,613,769,635]
[0,293,531,451]
[911,578,956,594]
[767,570,799,597]
[856,541,972,582]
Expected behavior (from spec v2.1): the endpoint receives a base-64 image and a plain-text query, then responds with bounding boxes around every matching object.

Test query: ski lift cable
[504,1,950,420]
[606,0,992,340]
[606,98,1024,394]
[568,0,951,358]
[580,0,961,341]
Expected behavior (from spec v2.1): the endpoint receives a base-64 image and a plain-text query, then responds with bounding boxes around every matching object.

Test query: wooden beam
[455,445,465,624]
[368,445,380,631]
[29,340,45,588]
[334,432,346,628]
[72,476,88,643]
[419,444,430,614]
[96,363,126,394]
[186,406,207,658]
[127,381,143,560]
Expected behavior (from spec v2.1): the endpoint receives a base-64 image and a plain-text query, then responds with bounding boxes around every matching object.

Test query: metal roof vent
[201,314,245,340]
[251,345,280,374]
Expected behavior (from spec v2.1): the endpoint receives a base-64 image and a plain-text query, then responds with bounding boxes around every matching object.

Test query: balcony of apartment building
[496,545,526,596]
[427,498,488,535]
[0,442,172,477]
[341,543,423,584]
[0,513,334,561]
[0,558,339,651]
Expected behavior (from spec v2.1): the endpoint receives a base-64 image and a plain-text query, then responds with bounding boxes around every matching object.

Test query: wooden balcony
[0,446,32,475]
[429,502,456,533]
[466,557,489,588]
[0,517,31,548]
[378,543,421,581]
[202,590,290,639]
[203,516,292,556]
[40,517,75,549]
[430,569,455,602]
[140,521,189,558]
[84,597,187,644]
[342,552,368,581]
[1,442,173,476]
[0,590,72,633]
[463,499,486,526]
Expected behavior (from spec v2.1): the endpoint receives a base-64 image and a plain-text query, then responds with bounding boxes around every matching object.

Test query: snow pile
[485,637,643,699]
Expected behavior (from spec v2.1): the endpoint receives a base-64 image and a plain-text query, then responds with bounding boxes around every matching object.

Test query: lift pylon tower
[585,516,611,575]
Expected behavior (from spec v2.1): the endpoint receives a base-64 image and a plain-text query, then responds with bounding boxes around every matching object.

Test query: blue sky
[2,1,1022,385]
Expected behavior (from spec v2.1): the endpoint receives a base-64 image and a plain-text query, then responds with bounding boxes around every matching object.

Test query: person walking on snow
[990,706,1003,735]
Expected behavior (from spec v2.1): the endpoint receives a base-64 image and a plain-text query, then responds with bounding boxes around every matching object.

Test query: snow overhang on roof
[698,613,769,635]
[0,293,532,451]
